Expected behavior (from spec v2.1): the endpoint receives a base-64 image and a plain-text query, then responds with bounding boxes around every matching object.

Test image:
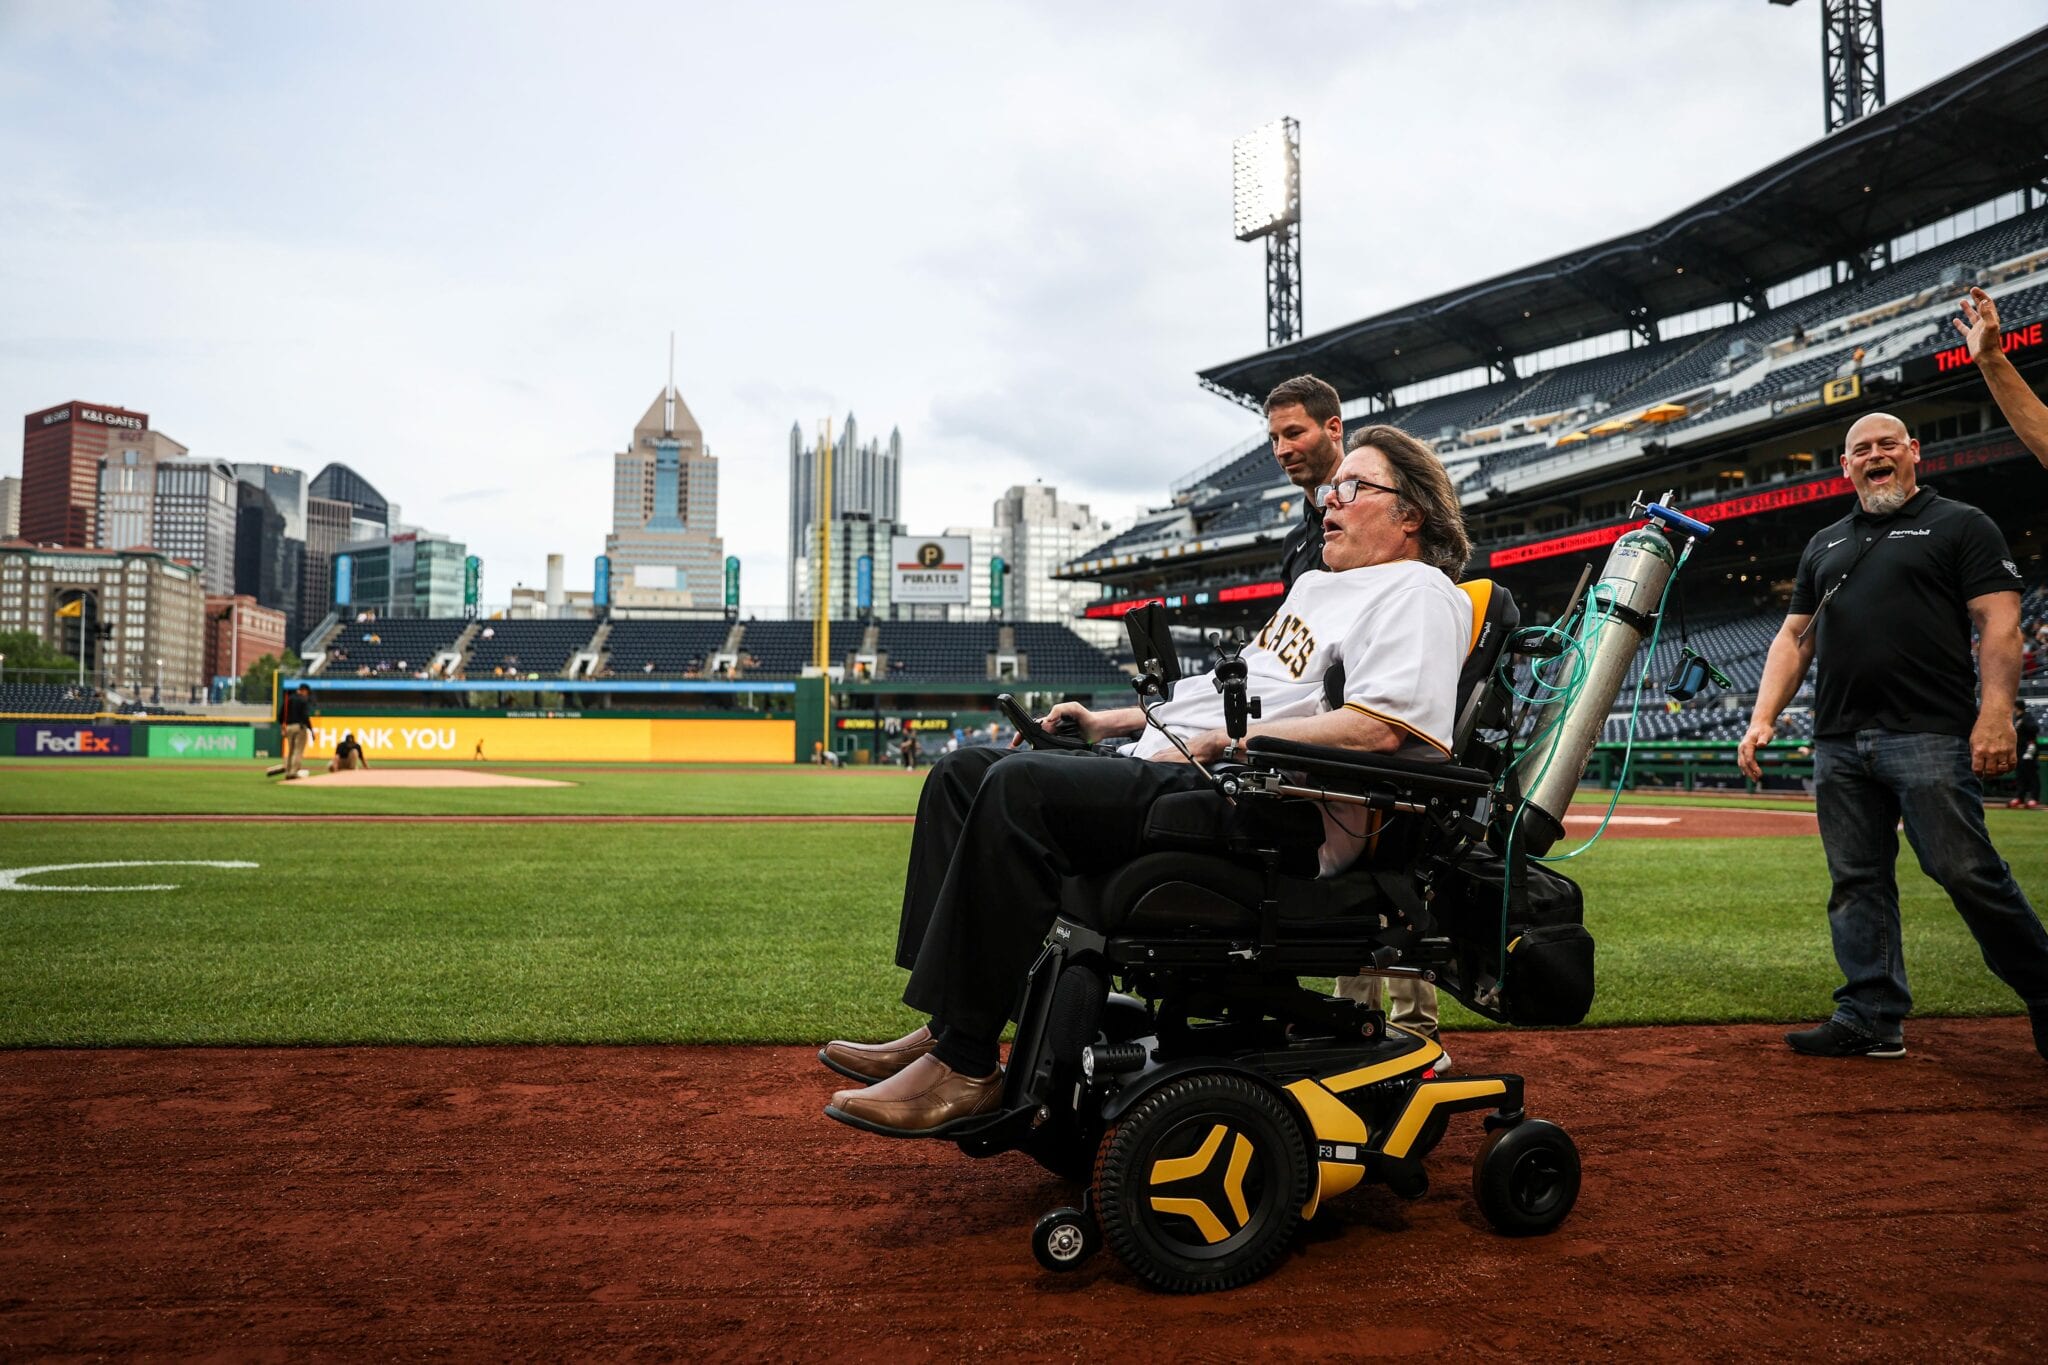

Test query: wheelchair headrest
[1452,579,1520,754]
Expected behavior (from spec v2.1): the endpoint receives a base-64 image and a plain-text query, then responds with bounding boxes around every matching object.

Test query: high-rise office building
[230,465,311,647]
[939,524,1005,622]
[993,483,1115,644]
[604,378,723,611]
[150,459,239,596]
[232,464,307,540]
[235,482,304,648]
[309,463,390,542]
[0,475,20,539]
[338,529,467,619]
[800,515,899,620]
[787,414,902,616]
[20,401,150,546]
[92,430,189,552]
[301,495,353,632]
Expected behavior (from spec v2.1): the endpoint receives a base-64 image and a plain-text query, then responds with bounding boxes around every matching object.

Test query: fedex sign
[16,725,133,758]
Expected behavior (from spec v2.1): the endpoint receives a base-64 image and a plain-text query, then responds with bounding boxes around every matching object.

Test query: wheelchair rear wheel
[1091,1071,1309,1293]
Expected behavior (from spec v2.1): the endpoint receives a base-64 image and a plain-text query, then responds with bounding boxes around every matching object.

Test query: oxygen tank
[1511,526,1676,853]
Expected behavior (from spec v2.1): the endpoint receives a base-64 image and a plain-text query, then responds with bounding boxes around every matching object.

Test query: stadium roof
[1199,25,2048,406]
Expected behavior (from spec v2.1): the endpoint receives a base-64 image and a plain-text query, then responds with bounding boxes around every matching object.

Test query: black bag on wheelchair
[1432,846,1593,1026]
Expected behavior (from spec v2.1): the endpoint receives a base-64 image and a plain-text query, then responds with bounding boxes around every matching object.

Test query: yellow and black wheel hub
[1092,1071,1309,1293]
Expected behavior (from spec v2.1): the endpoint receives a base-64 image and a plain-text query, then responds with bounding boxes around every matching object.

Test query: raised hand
[1952,286,2002,363]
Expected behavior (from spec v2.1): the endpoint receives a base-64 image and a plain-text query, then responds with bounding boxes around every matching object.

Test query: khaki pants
[283,723,309,776]
[329,749,362,773]
[1335,974,1439,1037]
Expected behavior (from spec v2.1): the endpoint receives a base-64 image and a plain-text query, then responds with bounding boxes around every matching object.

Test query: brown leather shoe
[826,1054,1004,1136]
[818,1024,936,1083]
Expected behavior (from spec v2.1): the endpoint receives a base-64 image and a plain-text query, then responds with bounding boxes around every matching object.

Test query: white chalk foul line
[0,861,261,892]
[1561,815,1679,826]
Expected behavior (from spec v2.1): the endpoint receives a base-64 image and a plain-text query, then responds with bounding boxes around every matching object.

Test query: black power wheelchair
[897,579,1594,1293]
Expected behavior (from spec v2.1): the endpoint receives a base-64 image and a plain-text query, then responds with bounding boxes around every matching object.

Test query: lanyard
[1797,522,1892,646]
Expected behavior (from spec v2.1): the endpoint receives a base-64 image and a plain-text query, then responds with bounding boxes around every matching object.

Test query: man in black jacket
[1266,375,1346,587]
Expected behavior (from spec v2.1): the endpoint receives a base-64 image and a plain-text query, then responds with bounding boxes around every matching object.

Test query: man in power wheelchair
[822,435,1595,1291]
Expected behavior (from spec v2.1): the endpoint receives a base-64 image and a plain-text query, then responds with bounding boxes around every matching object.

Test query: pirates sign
[891,535,971,604]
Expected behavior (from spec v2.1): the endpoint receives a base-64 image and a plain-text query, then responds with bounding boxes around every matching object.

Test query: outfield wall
[303,716,795,763]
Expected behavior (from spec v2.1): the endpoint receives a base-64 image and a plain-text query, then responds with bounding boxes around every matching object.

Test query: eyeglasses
[1314,477,1402,509]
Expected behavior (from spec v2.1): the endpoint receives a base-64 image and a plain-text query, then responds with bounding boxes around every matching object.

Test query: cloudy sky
[3,0,2044,611]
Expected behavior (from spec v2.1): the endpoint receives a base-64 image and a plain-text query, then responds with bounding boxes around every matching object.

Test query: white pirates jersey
[1124,560,1471,762]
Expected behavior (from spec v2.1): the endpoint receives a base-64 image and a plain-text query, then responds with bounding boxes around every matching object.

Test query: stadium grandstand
[297,612,1125,699]
[1058,28,2048,756]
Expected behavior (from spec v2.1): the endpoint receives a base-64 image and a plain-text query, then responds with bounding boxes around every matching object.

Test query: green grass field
[1,760,2041,1045]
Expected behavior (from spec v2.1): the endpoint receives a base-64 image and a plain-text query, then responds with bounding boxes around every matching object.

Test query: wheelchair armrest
[1243,735,1494,801]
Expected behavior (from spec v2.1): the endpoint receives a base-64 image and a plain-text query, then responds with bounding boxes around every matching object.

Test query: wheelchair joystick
[1208,628,1261,746]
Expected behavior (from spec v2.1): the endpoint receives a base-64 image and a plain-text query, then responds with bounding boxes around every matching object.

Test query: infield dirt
[3,1019,2044,1358]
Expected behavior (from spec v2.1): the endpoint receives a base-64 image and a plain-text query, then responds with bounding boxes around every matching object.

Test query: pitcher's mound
[291,769,573,789]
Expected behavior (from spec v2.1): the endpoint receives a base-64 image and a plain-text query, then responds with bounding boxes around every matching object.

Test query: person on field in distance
[1953,287,2048,469]
[267,682,316,781]
[821,432,1473,1135]
[2011,703,2041,811]
[1737,410,2048,1063]
[329,731,370,773]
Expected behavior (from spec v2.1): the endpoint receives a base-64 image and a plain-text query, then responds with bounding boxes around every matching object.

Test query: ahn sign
[16,725,133,758]
[144,725,255,760]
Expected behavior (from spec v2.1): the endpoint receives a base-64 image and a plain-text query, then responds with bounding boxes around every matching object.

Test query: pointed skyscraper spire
[664,331,677,437]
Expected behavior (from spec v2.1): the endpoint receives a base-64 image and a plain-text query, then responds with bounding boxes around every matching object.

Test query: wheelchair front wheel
[1472,1118,1580,1235]
[1032,1206,1100,1272]
[1091,1071,1309,1293]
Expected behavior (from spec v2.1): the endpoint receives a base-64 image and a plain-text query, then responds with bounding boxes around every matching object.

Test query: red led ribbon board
[1488,434,2028,570]
[1902,317,2042,383]
[1083,595,1167,619]
[1490,478,1854,567]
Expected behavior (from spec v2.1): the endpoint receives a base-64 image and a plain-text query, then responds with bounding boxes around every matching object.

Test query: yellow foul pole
[812,418,833,741]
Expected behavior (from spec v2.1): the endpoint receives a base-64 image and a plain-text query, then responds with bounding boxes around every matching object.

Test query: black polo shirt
[1789,487,2023,738]
[1278,495,1327,588]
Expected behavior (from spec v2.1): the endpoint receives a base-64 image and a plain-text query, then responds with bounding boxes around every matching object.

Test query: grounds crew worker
[329,731,369,773]
[267,683,316,781]
[1738,411,2048,1063]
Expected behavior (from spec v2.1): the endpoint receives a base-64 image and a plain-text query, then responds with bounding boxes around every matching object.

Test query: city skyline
[5,2,2046,613]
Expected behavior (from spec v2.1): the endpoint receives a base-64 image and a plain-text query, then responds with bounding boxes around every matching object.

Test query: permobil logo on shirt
[16,725,133,758]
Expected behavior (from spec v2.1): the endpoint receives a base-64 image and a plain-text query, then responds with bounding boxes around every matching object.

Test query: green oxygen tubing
[1486,495,1714,997]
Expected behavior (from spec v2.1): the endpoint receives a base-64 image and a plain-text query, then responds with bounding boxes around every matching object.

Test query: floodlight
[1231,117,1299,241]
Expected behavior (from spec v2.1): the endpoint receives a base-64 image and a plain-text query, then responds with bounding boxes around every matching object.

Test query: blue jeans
[1813,729,2048,1041]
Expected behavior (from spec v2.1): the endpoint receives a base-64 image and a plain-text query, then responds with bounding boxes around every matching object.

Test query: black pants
[2018,756,2040,804]
[897,747,1214,1049]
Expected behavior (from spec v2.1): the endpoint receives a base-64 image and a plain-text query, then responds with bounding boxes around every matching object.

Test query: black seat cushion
[1067,852,1395,937]
[1140,790,1325,878]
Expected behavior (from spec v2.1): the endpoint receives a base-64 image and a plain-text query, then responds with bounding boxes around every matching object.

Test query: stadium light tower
[1232,117,1302,347]
[1770,0,1886,133]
